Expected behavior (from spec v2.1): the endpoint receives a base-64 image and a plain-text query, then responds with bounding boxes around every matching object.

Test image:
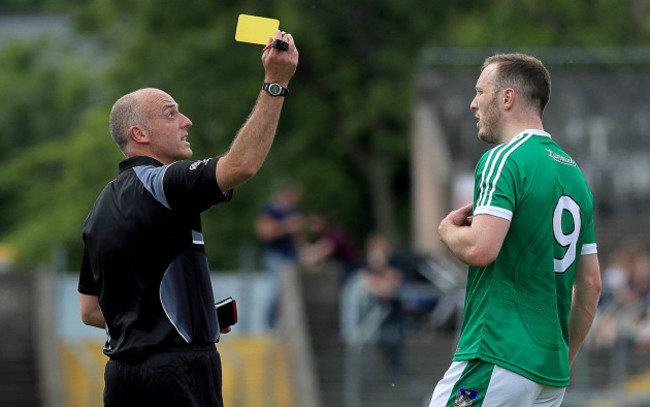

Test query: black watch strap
[262,82,289,97]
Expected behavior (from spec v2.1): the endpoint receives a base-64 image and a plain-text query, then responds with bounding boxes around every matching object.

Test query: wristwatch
[262,82,289,97]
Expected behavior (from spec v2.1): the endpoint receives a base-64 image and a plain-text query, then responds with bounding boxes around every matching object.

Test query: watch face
[269,83,282,95]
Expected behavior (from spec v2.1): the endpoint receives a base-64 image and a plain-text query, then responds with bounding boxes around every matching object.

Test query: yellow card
[235,14,280,45]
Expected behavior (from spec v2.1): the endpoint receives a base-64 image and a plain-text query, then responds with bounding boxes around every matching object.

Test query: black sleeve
[163,157,233,213]
[78,246,100,295]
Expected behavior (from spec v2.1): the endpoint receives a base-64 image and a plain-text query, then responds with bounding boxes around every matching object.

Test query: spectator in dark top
[301,212,361,283]
[255,182,303,327]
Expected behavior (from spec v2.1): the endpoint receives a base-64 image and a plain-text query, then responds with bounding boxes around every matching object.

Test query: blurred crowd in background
[589,242,650,352]
[254,183,462,376]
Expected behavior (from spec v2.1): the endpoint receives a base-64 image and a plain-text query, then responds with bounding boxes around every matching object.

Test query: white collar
[508,129,551,144]
[520,128,551,138]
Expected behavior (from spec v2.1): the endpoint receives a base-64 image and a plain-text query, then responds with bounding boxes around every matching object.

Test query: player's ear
[502,88,515,110]
[129,125,150,145]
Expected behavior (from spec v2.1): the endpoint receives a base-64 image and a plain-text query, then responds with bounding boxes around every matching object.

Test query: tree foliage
[0,38,106,267]
[0,41,95,160]
[1,0,649,269]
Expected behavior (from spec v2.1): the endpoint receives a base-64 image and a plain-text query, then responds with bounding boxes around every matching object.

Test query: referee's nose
[180,112,192,129]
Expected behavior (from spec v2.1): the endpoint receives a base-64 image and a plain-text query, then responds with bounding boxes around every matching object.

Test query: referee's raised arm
[215,30,299,192]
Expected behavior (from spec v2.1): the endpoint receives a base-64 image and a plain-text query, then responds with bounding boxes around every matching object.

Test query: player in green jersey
[429,54,602,407]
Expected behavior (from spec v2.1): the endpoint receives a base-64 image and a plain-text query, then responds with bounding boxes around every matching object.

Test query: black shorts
[104,344,223,407]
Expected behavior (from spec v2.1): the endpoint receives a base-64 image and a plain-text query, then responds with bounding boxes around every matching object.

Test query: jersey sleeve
[163,157,233,212]
[473,147,518,221]
[78,246,100,295]
[580,192,598,255]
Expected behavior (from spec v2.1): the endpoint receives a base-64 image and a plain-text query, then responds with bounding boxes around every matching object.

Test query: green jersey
[453,129,597,387]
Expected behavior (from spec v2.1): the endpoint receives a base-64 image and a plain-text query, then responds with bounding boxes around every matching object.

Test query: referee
[78,31,298,407]
[432,54,601,406]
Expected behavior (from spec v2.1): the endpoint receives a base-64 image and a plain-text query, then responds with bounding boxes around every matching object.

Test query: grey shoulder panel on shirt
[133,165,171,209]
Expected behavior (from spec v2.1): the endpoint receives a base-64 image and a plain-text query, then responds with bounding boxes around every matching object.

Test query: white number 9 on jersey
[553,195,581,274]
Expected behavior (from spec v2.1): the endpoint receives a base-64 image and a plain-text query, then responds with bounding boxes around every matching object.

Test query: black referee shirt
[79,156,232,360]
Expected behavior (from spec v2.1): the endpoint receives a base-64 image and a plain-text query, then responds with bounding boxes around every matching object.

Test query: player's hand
[262,30,299,87]
[447,203,474,227]
[220,327,232,334]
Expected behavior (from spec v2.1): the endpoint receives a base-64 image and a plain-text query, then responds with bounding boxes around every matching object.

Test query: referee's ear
[129,124,151,146]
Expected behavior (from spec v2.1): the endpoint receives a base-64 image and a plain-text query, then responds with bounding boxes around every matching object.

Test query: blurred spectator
[300,212,361,283]
[360,235,403,302]
[340,234,406,376]
[255,183,304,328]
[634,312,650,351]
[590,244,650,348]
[362,235,405,376]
